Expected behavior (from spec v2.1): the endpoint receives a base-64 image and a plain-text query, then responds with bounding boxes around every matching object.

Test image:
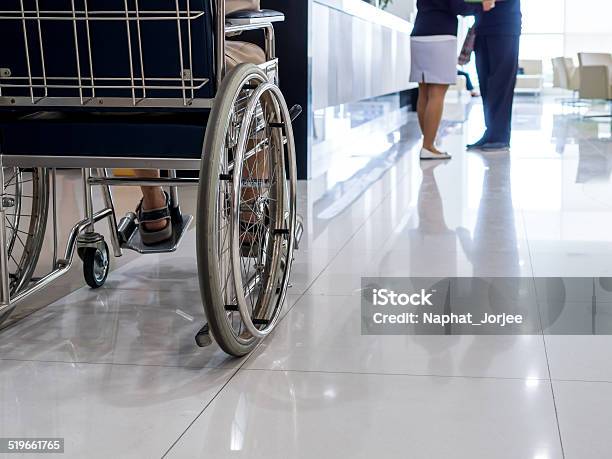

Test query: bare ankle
[142,189,166,210]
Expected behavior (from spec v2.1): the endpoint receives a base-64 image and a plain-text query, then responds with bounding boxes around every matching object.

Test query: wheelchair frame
[0,0,301,357]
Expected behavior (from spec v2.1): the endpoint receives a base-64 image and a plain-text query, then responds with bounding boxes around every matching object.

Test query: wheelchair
[0,0,302,357]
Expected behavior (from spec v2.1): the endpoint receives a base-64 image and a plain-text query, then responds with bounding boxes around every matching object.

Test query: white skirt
[410,35,458,85]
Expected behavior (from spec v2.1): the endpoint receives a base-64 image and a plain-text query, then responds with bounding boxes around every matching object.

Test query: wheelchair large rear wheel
[0,167,49,326]
[198,64,297,357]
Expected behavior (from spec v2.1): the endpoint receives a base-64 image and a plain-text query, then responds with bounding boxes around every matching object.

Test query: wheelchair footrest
[121,214,193,254]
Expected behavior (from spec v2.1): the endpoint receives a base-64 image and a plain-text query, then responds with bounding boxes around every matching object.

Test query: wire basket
[0,0,215,109]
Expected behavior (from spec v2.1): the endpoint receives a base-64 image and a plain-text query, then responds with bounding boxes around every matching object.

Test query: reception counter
[264,0,414,178]
[311,0,413,111]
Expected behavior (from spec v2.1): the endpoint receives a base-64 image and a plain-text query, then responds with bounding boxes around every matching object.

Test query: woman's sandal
[136,191,173,246]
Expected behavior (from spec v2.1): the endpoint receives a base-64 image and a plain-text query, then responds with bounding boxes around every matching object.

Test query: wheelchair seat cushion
[226,0,260,15]
[226,41,266,70]
[0,111,209,160]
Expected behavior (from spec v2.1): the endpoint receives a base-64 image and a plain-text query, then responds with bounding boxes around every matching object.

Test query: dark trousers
[474,34,520,144]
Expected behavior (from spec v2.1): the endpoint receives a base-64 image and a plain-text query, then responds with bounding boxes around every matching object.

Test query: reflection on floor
[2,95,612,458]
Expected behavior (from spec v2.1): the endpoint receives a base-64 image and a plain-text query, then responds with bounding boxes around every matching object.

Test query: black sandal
[136,191,173,246]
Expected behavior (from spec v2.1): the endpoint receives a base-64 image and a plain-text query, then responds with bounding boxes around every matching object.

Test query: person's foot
[480,142,510,151]
[141,191,169,232]
[420,147,451,160]
[423,145,447,155]
[466,137,489,150]
[137,191,173,245]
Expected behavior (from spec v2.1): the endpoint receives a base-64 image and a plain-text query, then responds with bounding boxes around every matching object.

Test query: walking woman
[411,0,494,160]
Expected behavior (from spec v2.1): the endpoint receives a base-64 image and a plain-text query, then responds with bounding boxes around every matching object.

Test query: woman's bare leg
[416,82,429,134]
[422,83,449,154]
[134,169,168,231]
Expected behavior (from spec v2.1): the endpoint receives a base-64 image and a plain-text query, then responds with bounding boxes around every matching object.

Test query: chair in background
[552,57,580,92]
[515,59,544,95]
[565,58,581,91]
[552,56,584,106]
[577,52,612,118]
[578,52,612,67]
[552,58,564,88]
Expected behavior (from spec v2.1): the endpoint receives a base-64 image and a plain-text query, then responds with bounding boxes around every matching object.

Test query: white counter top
[313,0,413,33]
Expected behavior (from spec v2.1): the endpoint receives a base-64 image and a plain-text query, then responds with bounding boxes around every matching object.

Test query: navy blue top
[474,0,522,36]
[411,0,477,37]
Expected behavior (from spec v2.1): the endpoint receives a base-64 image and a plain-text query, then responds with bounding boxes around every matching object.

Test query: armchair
[578,52,612,118]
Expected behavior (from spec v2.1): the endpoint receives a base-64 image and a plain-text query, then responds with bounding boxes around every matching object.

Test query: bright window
[521,0,612,82]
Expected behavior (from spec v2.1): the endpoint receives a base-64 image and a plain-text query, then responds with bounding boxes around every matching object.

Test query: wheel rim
[93,248,109,284]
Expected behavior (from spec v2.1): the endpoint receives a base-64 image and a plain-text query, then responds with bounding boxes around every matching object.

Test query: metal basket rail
[0,1,215,109]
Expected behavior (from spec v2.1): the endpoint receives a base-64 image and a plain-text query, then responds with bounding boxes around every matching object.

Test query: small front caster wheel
[82,241,110,289]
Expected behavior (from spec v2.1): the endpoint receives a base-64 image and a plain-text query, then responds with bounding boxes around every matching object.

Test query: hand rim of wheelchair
[5,168,49,292]
[0,168,49,327]
[230,81,296,338]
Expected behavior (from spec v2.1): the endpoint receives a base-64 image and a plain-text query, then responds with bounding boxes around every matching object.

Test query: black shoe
[480,142,510,151]
[466,137,488,150]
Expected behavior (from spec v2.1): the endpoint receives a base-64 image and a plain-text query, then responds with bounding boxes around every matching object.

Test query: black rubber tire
[82,242,110,289]
[198,64,269,357]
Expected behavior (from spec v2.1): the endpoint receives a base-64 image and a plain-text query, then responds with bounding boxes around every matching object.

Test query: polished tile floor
[1,95,612,458]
